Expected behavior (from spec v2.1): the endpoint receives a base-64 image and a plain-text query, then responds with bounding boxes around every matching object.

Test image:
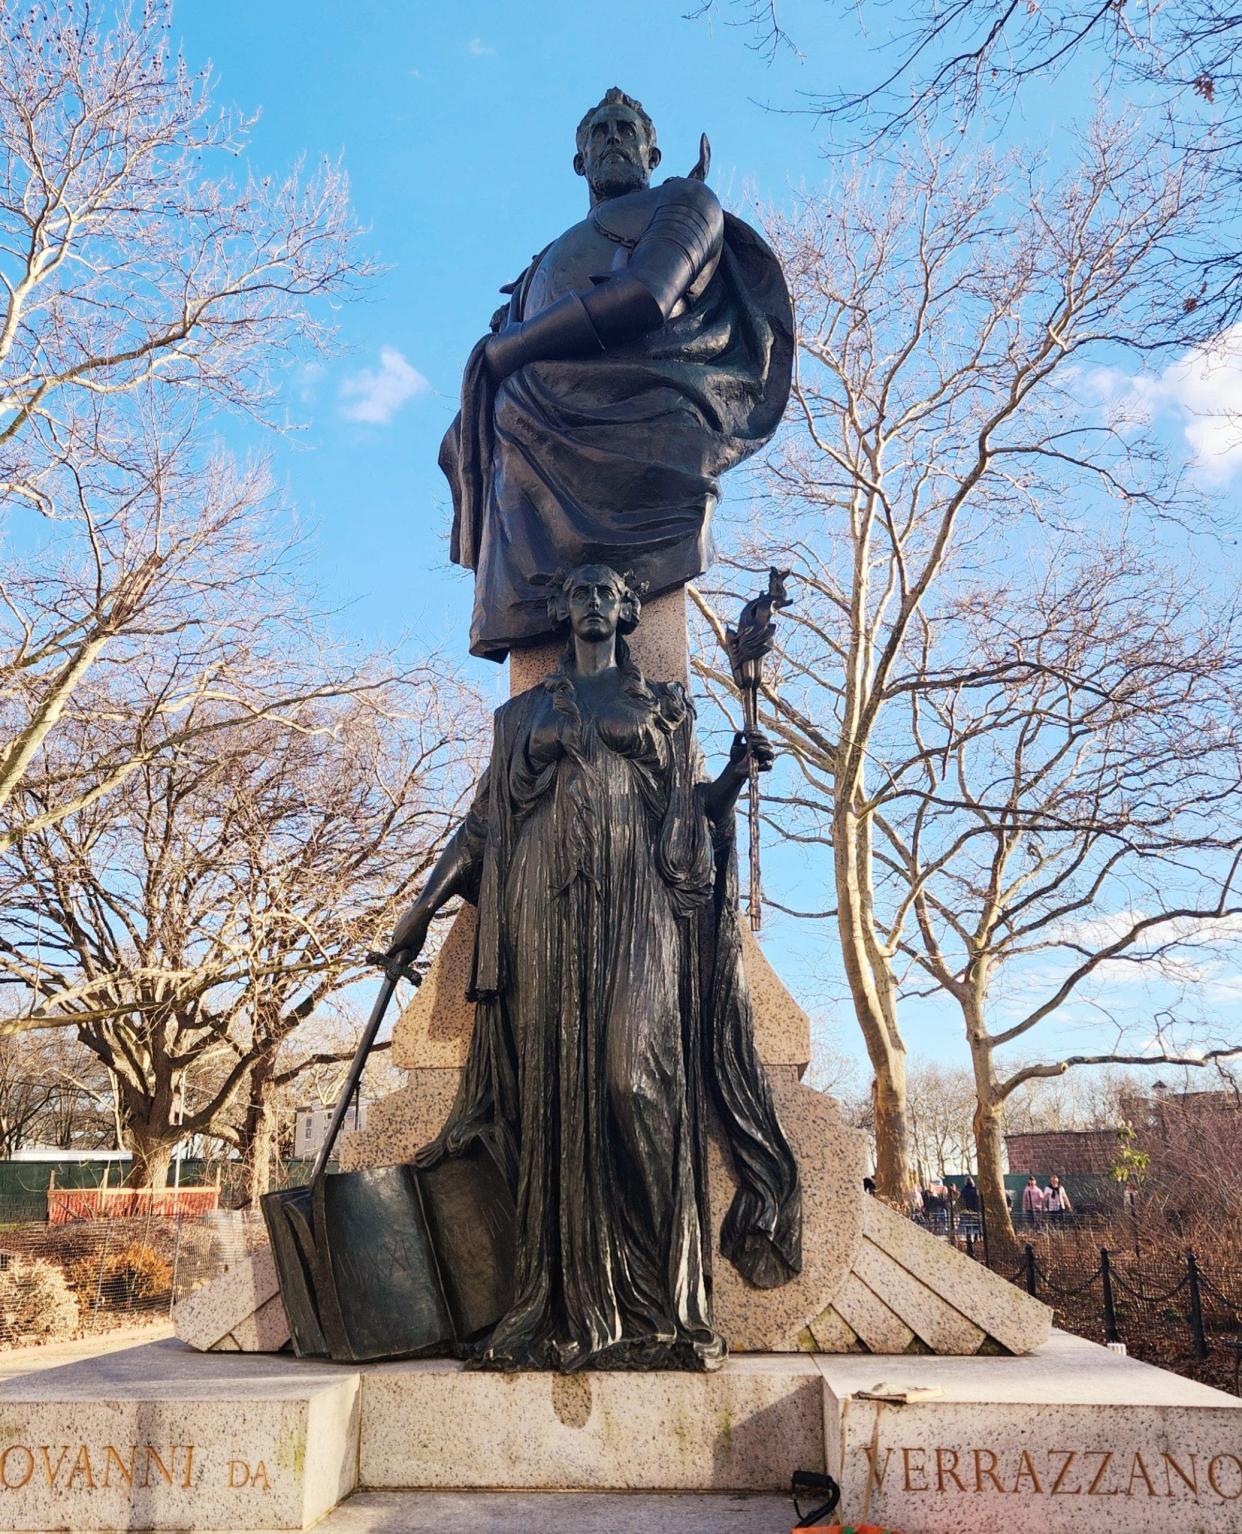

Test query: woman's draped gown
[425,659,801,1372]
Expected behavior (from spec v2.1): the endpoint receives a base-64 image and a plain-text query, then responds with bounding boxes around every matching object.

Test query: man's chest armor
[522,183,716,320]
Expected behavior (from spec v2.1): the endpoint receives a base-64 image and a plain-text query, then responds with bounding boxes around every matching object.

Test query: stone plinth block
[820,1330,1242,1532]
[173,1248,289,1354]
[391,908,475,1070]
[337,1069,462,1172]
[358,1353,825,1491]
[859,1197,1051,1355]
[0,1339,358,1530]
[739,928,811,1072]
[714,1074,865,1352]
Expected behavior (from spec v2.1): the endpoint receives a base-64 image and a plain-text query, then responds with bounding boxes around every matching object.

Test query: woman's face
[566,567,624,642]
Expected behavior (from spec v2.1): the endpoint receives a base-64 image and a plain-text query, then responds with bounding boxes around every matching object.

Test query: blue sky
[164,3,1240,1088]
[172,0,848,664]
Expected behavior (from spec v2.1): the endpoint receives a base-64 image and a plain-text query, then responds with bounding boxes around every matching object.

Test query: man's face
[575,105,659,200]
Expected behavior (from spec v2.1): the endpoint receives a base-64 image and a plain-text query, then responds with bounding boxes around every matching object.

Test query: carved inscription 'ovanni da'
[0,1443,273,1493]
[865,1444,1242,1501]
[0,1443,195,1492]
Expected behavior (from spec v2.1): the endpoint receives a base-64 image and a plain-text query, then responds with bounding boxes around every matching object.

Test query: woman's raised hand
[728,729,775,774]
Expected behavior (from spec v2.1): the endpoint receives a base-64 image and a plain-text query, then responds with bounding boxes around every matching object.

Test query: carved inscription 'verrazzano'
[863,1443,1242,1502]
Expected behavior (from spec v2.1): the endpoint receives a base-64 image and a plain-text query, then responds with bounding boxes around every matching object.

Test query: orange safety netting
[47,1187,219,1223]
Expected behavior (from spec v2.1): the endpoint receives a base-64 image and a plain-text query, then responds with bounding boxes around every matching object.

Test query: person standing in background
[1043,1175,1073,1223]
[1021,1174,1044,1226]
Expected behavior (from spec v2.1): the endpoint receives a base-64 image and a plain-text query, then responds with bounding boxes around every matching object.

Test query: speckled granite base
[358,1353,825,1491]
[4,1334,1237,1529]
[0,1338,357,1530]
[712,1072,864,1351]
[822,1330,1242,1533]
[337,1069,462,1172]
[174,1248,287,1353]
[390,910,474,1071]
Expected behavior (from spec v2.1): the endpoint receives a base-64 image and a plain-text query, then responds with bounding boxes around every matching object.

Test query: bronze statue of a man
[441,88,793,660]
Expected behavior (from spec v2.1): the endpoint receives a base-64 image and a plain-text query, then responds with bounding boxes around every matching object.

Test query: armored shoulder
[657,175,724,223]
[648,177,724,262]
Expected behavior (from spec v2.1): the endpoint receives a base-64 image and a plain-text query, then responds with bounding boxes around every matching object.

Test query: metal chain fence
[957,1229,1242,1394]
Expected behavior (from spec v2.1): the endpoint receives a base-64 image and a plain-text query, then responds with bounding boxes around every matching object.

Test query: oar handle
[309,958,414,1187]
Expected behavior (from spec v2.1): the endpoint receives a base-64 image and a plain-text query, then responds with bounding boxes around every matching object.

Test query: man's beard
[589,157,648,200]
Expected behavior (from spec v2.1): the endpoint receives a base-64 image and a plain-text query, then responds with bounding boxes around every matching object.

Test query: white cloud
[1084,324,1242,484]
[295,360,325,404]
[466,37,496,56]
[338,347,429,425]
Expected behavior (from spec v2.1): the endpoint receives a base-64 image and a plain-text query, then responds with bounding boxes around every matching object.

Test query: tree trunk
[967,1022,1019,1263]
[834,805,910,1199]
[242,1058,277,1209]
[126,1134,171,1190]
[114,1066,176,1190]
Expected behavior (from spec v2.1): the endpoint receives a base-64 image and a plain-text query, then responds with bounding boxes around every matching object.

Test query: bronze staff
[726,568,792,931]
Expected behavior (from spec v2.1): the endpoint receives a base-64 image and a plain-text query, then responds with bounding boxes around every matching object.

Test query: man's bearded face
[576,105,657,200]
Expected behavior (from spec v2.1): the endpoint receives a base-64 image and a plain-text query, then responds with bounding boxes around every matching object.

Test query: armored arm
[483,180,725,380]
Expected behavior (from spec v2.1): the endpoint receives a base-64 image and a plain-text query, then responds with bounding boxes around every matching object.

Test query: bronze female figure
[386,565,800,1371]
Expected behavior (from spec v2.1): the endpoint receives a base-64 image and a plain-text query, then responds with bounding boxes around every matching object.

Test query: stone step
[314,1489,796,1532]
[357,1353,825,1493]
[821,1329,1242,1532]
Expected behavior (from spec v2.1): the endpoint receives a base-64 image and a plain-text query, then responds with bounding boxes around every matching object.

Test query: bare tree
[872,539,1242,1248]
[692,120,1207,1197]
[0,1029,112,1153]
[0,675,482,1188]
[0,0,373,847]
[905,1061,978,1183]
[1,0,366,500]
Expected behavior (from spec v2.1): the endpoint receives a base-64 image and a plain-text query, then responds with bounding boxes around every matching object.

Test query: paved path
[0,1320,172,1379]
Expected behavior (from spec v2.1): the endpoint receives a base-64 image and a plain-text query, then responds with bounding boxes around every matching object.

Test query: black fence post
[1101,1248,1120,1345]
[1024,1243,1038,1297]
[1186,1250,1209,1360]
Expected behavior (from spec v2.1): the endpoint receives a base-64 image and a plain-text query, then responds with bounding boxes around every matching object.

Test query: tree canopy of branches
[691,0,1242,332]
[0,0,374,852]
[876,538,1242,1245]
[692,118,1217,1202]
[0,673,483,1190]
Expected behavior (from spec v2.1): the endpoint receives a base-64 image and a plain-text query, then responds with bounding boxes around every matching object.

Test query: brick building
[1004,1127,1119,1177]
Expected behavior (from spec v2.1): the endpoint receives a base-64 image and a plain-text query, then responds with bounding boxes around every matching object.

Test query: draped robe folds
[440,209,794,661]
[420,666,802,1372]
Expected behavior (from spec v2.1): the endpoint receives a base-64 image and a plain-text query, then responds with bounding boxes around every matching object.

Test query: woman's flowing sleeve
[458,765,492,906]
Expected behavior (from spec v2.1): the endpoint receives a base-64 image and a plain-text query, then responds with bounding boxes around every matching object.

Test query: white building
[293,1100,367,1160]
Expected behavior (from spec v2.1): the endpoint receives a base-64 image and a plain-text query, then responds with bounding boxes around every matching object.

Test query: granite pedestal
[1,1332,1238,1532]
